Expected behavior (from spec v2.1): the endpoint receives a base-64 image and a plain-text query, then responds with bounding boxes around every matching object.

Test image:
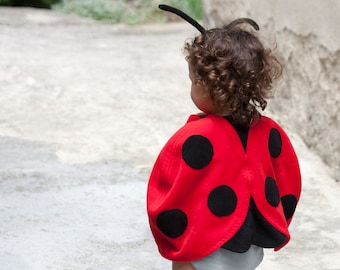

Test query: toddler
[147,5,301,270]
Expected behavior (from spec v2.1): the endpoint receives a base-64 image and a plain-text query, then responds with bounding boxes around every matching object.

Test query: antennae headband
[159,4,206,34]
[159,4,259,33]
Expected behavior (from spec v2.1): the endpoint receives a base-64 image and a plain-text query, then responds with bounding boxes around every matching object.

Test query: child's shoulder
[183,114,228,131]
[166,114,224,145]
[166,114,236,148]
[170,114,287,142]
[185,114,283,130]
[185,113,207,123]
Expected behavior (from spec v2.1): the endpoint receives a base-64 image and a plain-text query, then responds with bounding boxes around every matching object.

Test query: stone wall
[202,0,340,180]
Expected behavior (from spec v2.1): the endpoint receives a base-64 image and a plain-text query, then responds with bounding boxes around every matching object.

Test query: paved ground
[0,7,339,270]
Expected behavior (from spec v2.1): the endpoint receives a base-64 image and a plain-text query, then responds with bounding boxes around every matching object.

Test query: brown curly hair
[184,22,282,127]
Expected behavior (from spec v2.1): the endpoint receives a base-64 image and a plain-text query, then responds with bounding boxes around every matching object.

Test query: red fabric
[147,114,301,262]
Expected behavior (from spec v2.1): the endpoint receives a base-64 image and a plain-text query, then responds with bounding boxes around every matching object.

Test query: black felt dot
[208,185,237,217]
[281,194,298,220]
[265,177,280,207]
[268,128,282,158]
[156,209,188,238]
[182,135,213,169]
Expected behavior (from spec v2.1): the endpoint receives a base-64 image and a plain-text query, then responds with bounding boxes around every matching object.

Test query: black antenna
[159,4,206,34]
[226,18,260,31]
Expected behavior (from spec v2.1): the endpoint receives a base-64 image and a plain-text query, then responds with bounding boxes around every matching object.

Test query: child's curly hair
[184,22,282,127]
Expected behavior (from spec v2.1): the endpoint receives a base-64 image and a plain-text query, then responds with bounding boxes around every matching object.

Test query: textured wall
[202,0,340,179]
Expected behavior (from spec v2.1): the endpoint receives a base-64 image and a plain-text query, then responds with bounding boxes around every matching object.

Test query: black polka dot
[265,177,280,207]
[208,185,237,217]
[281,194,298,220]
[268,128,282,158]
[182,135,213,169]
[156,209,187,238]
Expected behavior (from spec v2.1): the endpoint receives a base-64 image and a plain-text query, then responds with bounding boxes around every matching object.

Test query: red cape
[147,114,301,261]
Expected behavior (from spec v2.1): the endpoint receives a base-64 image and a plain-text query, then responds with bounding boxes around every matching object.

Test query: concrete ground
[0,7,339,270]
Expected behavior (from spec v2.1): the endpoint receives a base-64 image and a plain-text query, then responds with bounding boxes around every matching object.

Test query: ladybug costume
[147,5,301,263]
